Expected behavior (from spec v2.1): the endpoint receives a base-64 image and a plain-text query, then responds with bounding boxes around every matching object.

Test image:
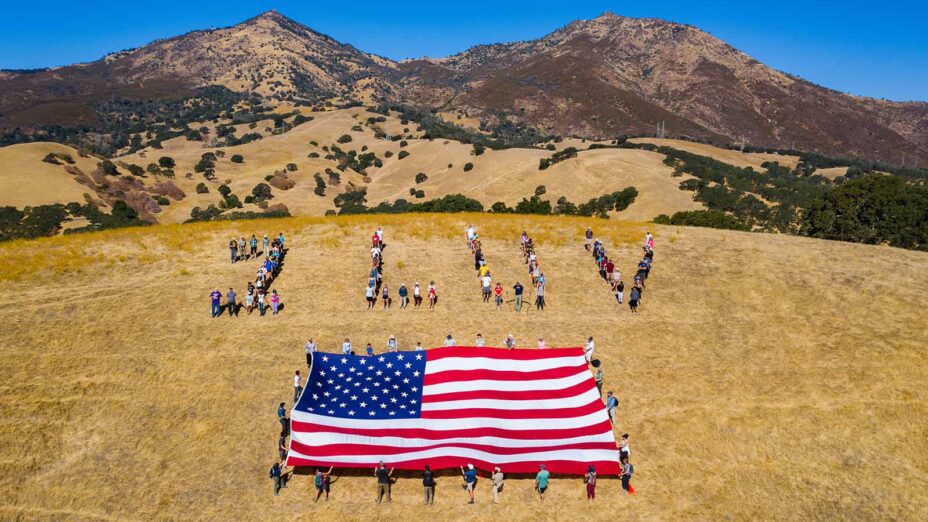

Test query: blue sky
[1,1,926,101]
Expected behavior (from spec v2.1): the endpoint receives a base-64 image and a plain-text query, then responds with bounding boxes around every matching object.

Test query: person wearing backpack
[269,462,283,496]
[314,466,334,502]
[422,465,436,505]
[620,456,634,494]
[585,465,597,500]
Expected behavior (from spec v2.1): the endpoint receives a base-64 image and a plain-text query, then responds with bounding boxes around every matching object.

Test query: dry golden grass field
[1,214,927,521]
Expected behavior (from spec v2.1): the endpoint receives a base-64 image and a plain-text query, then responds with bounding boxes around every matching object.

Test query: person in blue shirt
[513,282,524,312]
[210,288,222,317]
[269,462,283,496]
[398,284,409,309]
[535,464,550,501]
[460,463,478,504]
[277,402,287,432]
[605,391,619,424]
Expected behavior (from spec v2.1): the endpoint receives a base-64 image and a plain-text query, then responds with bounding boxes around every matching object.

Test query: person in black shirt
[513,282,524,312]
[375,461,394,503]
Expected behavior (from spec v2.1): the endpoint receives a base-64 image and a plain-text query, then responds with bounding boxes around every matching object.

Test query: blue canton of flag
[296,352,427,420]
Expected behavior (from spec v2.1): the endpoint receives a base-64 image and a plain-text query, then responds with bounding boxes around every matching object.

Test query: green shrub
[218,184,232,197]
[463,162,474,172]
[251,183,273,202]
[654,210,750,231]
[415,173,428,184]
[230,154,244,163]
[195,183,209,194]
[397,150,410,160]
[337,134,353,144]
[535,185,546,196]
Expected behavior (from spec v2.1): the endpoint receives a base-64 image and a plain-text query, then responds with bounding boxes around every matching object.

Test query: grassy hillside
[1,214,926,520]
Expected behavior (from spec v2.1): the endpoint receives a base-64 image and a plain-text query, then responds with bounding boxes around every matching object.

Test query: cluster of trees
[187,205,290,223]
[326,145,382,173]
[489,187,638,218]
[334,189,484,215]
[0,200,151,241]
[538,147,579,170]
[654,210,750,231]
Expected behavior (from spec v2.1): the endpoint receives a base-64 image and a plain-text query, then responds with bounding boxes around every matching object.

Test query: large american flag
[286,347,619,475]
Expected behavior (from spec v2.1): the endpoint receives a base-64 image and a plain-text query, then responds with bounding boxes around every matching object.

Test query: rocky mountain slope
[1,10,926,163]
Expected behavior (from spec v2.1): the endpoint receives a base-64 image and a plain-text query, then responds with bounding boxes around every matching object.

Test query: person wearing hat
[491,466,504,503]
[460,463,478,504]
[585,465,597,500]
[535,464,550,501]
[374,461,394,503]
[605,391,619,424]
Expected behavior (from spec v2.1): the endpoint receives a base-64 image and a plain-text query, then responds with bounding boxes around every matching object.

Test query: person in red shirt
[494,282,504,310]
[371,233,380,248]
[605,259,615,281]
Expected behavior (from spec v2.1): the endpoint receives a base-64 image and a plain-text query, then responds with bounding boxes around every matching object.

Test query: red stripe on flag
[290,439,617,458]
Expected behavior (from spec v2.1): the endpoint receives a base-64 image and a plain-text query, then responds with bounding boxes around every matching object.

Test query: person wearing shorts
[314,466,333,502]
[535,464,550,501]
[481,274,492,303]
[366,284,375,310]
[461,463,478,504]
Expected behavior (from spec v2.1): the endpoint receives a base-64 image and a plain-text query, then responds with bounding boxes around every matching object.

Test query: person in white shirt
[365,285,375,309]
[481,274,492,303]
[504,334,515,350]
[584,336,595,363]
[342,338,352,355]
[371,245,381,260]
[537,338,546,349]
[304,338,316,367]
[376,226,384,246]
[443,334,456,347]
[415,342,424,351]
[475,334,485,347]
[293,370,303,402]
[387,335,398,352]
[413,282,422,308]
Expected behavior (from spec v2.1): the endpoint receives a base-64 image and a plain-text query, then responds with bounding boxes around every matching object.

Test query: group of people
[365,227,438,310]
[586,227,653,313]
[211,233,287,317]
[467,225,546,312]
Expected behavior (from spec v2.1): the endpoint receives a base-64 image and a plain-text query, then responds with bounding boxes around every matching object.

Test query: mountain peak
[243,9,296,26]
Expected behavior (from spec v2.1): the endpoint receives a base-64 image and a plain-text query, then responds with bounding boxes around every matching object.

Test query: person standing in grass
[620,456,634,494]
[443,334,456,347]
[243,290,254,315]
[293,370,302,403]
[585,226,593,251]
[594,365,604,396]
[342,338,352,356]
[387,335,398,352]
[535,282,546,311]
[606,391,618,424]
[491,466,504,504]
[534,464,550,501]
[629,287,640,313]
[504,334,515,350]
[513,282,524,312]
[415,342,424,351]
[585,465,597,500]
[475,333,485,347]
[427,281,437,309]
[270,290,280,315]
[278,431,288,462]
[481,273,492,303]
[461,463,478,504]
[382,284,391,310]
[398,283,409,309]
[257,291,266,316]
[210,288,222,317]
[616,280,625,305]
[366,343,374,357]
[413,282,422,308]
[584,336,595,363]
[226,287,237,317]
[250,234,258,258]
[375,461,394,504]
[277,402,287,432]
[229,238,238,263]
[314,466,334,502]
[270,462,283,496]
[618,433,631,461]
[239,236,247,260]
[422,465,436,505]
[263,234,270,257]
[365,284,375,310]
[494,282,504,310]
[304,338,315,367]
[537,337,546,349]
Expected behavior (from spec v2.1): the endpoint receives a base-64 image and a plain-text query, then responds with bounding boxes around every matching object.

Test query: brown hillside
[0,215,926,519]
